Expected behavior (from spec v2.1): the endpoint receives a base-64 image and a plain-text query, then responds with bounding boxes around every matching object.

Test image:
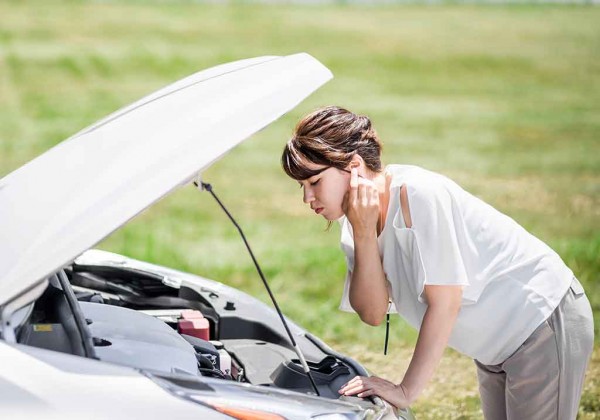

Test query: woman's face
[298,162,350,221]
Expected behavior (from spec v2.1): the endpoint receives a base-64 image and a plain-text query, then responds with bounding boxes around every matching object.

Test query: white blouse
[339,164,573,365]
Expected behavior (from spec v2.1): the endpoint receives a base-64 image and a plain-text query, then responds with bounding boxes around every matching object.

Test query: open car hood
[0,53,332,307]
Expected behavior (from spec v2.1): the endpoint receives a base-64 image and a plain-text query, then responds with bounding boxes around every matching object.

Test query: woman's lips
[314,207,324,215]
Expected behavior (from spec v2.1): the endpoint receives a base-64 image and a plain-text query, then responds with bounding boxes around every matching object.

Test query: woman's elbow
[356,307,387,326]
[349,293,389,326]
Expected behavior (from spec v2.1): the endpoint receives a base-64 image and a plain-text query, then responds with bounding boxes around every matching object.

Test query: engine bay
[14,262,357,400]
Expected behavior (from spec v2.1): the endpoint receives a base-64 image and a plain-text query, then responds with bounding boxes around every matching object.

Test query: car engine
[15,263,356,400]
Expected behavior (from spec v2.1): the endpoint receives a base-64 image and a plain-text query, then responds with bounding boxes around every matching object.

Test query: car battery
[177,309,210,341]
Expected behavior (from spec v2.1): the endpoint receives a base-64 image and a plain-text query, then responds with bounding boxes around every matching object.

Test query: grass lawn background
[1,1,598,417]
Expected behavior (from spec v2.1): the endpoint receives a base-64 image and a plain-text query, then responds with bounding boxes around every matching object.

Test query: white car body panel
[0,342,230,419]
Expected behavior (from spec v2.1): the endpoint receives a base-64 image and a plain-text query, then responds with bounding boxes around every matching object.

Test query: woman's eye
[310,179,320,186]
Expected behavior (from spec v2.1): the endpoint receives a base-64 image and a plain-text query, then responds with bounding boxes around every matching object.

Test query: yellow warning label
[33,324,53,332]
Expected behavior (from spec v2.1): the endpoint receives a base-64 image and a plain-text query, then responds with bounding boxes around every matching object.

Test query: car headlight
[209,403,286,420]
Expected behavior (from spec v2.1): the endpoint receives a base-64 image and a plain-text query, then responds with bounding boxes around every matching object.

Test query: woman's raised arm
[343,167,389,326]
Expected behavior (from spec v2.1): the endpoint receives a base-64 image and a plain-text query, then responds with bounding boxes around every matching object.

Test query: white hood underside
[0,53,332,306]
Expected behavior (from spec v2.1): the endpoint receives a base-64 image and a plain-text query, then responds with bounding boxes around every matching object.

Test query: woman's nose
[303,187,315,204]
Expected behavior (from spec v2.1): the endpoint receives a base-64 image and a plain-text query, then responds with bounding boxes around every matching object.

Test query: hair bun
[358,115,371,131]
[358,115,377,144]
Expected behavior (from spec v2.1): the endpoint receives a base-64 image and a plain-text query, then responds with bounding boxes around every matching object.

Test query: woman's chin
[324,210,344,221]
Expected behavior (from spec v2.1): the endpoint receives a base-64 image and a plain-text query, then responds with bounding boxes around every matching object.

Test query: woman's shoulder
[385,164,454,192]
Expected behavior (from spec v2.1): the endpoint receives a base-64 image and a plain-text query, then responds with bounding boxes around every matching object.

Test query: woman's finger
[340,377,373,395]
[357,389,375,398]
[371,185,379,206]
[358,181,368,206]
[342,383,368,396]
[348,167,359,208]
[350,167,359,189]
[339,377,358,391]
[338,376,363,393]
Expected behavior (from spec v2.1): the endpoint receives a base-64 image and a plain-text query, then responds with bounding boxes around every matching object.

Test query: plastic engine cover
[80,302,198,375]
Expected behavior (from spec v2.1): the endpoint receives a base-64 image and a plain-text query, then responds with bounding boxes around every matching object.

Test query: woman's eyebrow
[311,166,330,176]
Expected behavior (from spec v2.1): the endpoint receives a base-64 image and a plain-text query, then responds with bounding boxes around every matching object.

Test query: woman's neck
[367,169,392,235]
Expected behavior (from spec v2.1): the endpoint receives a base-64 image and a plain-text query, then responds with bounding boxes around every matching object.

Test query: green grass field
[1,1,598,417]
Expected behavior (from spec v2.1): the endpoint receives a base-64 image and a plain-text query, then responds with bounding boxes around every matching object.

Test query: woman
[281,106,594,419]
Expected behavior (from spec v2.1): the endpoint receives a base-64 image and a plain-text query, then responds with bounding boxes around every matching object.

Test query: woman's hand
[338,375,411,409]
[342,167,380,239]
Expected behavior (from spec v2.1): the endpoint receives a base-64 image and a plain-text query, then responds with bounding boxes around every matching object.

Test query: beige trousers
[475,277,594,420]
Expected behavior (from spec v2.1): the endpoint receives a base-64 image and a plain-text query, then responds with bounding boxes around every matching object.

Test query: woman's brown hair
[281,106,383,180]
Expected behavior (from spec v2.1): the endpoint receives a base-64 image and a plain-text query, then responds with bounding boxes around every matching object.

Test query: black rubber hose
[57,270,98,359]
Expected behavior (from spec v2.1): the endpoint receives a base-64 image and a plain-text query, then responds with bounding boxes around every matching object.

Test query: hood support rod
[195,180,320,396]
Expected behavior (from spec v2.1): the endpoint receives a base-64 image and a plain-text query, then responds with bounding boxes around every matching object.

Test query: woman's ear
[348,154,364,170]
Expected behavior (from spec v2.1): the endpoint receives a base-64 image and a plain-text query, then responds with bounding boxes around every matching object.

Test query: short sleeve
[338,217,356,313]
[338,269,356,313]
[406,181,470,299]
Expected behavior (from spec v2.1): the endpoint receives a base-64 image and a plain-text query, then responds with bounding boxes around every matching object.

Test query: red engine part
[177,310,210,341]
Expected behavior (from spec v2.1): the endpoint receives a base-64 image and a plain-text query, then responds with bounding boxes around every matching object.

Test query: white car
[0,53,415,420]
